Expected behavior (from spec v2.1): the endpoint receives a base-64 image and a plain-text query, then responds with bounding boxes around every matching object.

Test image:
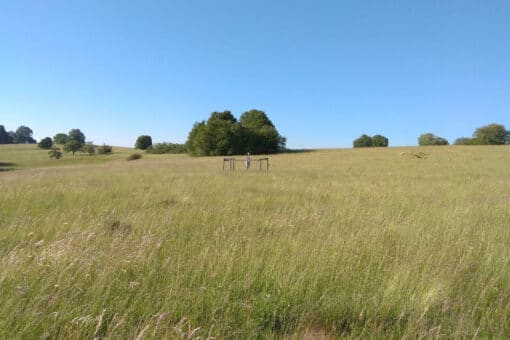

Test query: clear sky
[1,0,509,148]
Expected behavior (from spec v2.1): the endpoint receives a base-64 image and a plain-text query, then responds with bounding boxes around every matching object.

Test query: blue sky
[1,0,509,148]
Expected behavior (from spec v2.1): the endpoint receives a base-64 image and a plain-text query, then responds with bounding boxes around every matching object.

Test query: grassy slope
[0,144,140,171]
[0,145,509,338]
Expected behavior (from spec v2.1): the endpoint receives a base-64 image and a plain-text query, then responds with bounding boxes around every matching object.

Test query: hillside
[1,145,509,338]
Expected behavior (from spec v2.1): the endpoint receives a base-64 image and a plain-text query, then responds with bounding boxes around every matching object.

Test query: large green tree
[67,129,86,144]
[0,125,13,144]
[135,135,153,150]
[64,129,85,154]
[239,110,285,154]
[473,123,507,145]
[13,126,36,144]
[186,110,285,156]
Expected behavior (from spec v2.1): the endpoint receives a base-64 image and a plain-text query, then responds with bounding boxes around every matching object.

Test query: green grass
[1,145,509,338]
[0,144,141,171]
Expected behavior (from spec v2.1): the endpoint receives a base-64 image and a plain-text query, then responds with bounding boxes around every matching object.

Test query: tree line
[0,125,113,159]
[352,123,508,148]
[135,109,286,156]
[3,120,508,157]
[0,125,36,144]
[418,123,508,146]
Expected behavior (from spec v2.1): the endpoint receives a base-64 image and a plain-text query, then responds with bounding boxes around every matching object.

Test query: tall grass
[0,146,509,337]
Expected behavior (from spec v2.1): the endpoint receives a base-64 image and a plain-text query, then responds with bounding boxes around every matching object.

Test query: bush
[97,144,113,154]
[146,143,186,154]
[127,153,142,161]
[82,143,96,156]
[38,137,53,149]
[135,135,152,150]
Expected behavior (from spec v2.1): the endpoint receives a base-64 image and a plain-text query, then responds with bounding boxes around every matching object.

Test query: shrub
[48,147,63,159]
[38,137,53,149]
[97,144,113,154]
[82,143,96,155]
[127,153,142,161]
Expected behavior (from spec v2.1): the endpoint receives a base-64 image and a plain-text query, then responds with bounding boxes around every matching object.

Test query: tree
[186,122,209,156]
[48,147,63,159]
[0,125,13,144]
[418,133,449,146]
[186,110,286,156]
[13,126,36,144]
[38,137,53,149]
[82,143,96,155]
[239,110,285,154]
[239,109,275,129]
[353,134,373,148]
[454,137,475,145]
[135,135,152,150]
[372,135,389,147]
[67,129,85,144]
[64,129,85,154]
[473,123,507,145]
[63,140,83,155]
[206,111,242,155]
[53,133,68,144]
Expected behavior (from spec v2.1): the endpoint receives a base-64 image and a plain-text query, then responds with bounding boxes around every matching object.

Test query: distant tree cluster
[186,110,286,156]
[353,134,389,148]
[0,125,36,144]
[418,133,449,146]
[454,123,509,145]
[53,129,112,157]
[146,142,186,154]
[2,124,115,159]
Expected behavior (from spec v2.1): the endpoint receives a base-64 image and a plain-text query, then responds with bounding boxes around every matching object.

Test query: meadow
[0,144,509,338]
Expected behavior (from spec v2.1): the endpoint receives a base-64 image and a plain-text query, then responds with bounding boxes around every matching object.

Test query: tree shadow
[0,162,17,172]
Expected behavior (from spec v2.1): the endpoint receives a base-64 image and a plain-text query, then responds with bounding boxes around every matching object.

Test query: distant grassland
[0,145,509,338]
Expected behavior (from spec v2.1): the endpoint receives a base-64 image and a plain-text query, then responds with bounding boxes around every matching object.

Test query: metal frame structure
[222,157,269,172]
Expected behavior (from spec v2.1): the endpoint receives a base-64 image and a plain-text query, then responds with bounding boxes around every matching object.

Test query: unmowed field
[0,145,509,338]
